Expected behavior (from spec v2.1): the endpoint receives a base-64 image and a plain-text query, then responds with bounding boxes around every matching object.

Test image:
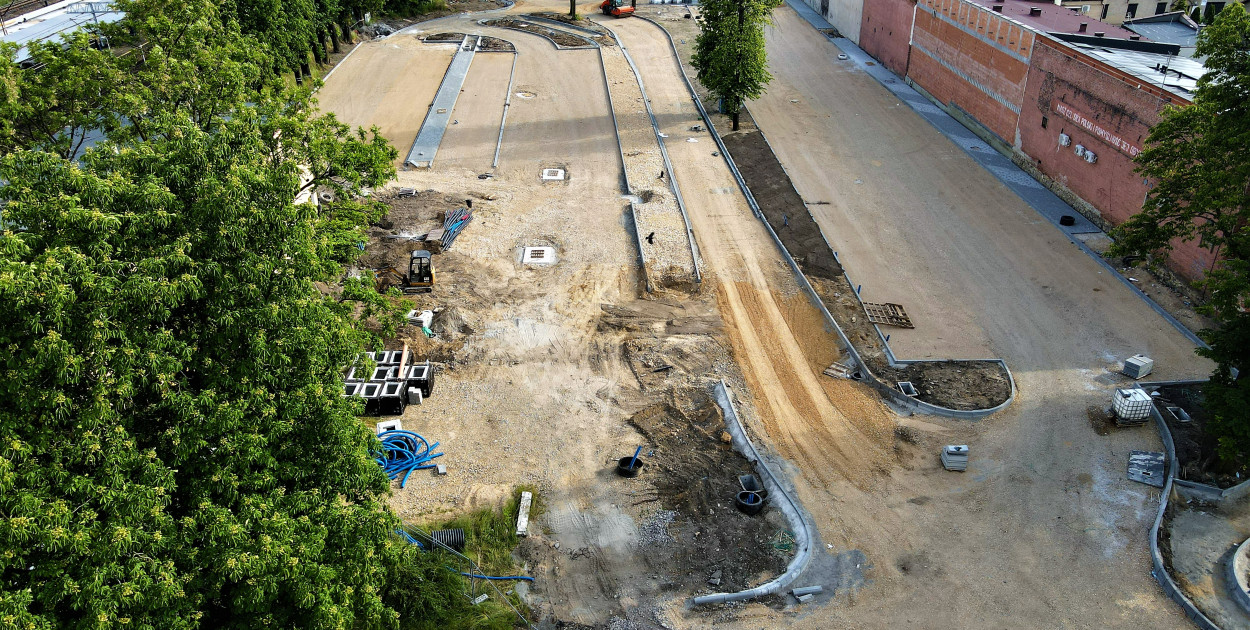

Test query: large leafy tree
[1112,3,1250,464]
[693,0,773,131]
[0,0,478,626]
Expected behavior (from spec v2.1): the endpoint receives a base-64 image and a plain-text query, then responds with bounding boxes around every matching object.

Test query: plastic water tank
[1112,388,1152,421]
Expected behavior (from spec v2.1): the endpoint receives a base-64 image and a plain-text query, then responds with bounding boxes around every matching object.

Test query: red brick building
[854,0,1217,281]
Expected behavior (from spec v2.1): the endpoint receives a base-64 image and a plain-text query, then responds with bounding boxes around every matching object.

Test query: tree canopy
[1111,2,1250,464]
[0,0,498,627]
[692,0,773,131]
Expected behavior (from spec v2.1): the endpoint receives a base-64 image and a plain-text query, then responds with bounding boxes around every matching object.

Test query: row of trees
[1113,4,1249,464]
[0,0,484,627]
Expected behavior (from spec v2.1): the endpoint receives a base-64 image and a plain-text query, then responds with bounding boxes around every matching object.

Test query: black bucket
[735,491,765,515]
[616,456,645,478]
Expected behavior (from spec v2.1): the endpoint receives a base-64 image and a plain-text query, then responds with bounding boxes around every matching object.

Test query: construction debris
[822,361,855,378]
[862,302,914,328]
[941,445,969,471]
[1127,451,1165,488]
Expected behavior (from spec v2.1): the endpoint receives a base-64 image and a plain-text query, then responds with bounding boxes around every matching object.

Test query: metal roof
[1123,12,1200,52]
[1068,41,1208,98]
[1,1,123,63]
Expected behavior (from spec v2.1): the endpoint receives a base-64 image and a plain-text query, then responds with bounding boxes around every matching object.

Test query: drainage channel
[405,35,480,168]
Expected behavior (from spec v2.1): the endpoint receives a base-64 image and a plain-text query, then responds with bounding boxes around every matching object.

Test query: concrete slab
[406,36,480,167]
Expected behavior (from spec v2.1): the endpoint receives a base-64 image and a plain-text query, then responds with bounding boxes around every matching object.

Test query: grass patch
[392,486,543,629]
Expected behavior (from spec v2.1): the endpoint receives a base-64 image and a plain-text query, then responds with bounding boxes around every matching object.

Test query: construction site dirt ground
[318,3,1216,628]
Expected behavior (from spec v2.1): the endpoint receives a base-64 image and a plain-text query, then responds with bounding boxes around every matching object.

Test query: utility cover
[1127,451,1165,488]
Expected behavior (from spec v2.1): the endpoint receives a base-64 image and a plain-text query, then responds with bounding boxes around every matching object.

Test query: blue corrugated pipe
[374,430,444,488]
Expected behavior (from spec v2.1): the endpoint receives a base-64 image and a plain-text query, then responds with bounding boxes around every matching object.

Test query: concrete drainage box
[897,381,919,397]
[521,246,557,265]
[540,168,565,181]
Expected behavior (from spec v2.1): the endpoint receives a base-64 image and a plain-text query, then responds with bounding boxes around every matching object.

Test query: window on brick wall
[1101,4,1110,18]
[1126,3,1138,17]
[1155,1,1167,13]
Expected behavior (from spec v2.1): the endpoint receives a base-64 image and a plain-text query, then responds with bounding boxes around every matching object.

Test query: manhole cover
[515,91,536,99]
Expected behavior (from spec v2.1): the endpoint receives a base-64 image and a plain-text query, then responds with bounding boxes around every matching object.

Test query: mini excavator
[374,250,435,294]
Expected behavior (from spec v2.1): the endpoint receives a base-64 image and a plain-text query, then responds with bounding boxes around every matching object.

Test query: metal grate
[862,302,914,328]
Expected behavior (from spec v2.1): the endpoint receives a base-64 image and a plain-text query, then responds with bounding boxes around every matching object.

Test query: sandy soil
[318,2,1223,627]
[1167,497,1250,629]
[315,35,455,163]
[646,6,1215,628]
[435,51,513,172]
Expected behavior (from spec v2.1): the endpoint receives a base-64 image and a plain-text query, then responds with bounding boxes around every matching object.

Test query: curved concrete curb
[640,15,1012,420]
[1144,385,1223,630]
[694,381,814,605]
[599,21,703,285]
[519,14,607,37]
[1227,538,1250,616]
[477,19,598,49]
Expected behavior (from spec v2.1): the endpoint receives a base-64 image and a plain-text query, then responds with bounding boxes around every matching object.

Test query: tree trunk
[318,29,330,60]
[340,19,353,44]
[329,26,340,54]
[300,61,312,79]
[732,111,740,131]
[295,66,304,85]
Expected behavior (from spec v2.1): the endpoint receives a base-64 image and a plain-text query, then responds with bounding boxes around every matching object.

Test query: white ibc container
[1112,388,1152,421]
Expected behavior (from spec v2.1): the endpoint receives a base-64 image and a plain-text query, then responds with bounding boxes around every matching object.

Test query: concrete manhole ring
[515,91,537,99]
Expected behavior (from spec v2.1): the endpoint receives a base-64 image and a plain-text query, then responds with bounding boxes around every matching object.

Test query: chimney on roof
[1029,6,1042,15]
[1078,22,1088,32]
[992,4,1003,11]
[1094,31,1105,36]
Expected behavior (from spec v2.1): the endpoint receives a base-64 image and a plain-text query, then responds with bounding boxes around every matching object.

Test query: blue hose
[456,570,535,582]
[374,430,444,488]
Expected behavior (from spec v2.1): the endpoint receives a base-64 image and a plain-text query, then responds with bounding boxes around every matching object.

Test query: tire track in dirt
[601,17,895,492]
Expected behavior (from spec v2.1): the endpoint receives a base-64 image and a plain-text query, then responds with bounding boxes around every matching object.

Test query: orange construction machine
[600,0,636,17]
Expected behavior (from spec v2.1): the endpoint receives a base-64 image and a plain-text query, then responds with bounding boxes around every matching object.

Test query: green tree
[693,0,773,131]
[1172,0,1189,15]
[0,0,482,626]
[1111,3,1250,465]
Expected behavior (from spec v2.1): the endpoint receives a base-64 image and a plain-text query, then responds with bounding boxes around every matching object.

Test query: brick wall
[1018,37,1214,281]
[907,0,1034,142]
[859,0,916,73]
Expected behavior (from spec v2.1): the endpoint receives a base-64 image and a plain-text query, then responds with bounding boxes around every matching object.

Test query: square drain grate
[522,246,557,265]
[541,168,565,181]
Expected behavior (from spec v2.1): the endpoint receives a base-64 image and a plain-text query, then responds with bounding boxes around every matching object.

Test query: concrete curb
[320,40,365,83]
[782,0,1206,351]
[1141,384,1223,630]
[491,51,518,168]
[1226,539,1250,616]
[600,20,703,285]
[638,15,1012,419]
[595,38,652,292]
[519,14,607,37]
[695,380,814,605]
[476,18,598,49]
[750,127,1015,418]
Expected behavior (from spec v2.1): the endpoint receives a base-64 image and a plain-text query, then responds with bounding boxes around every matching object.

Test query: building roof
[1123,11,1200,52]
[1066,41,1208,98]
[967,0,1141,38]
[1,1,122,64]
